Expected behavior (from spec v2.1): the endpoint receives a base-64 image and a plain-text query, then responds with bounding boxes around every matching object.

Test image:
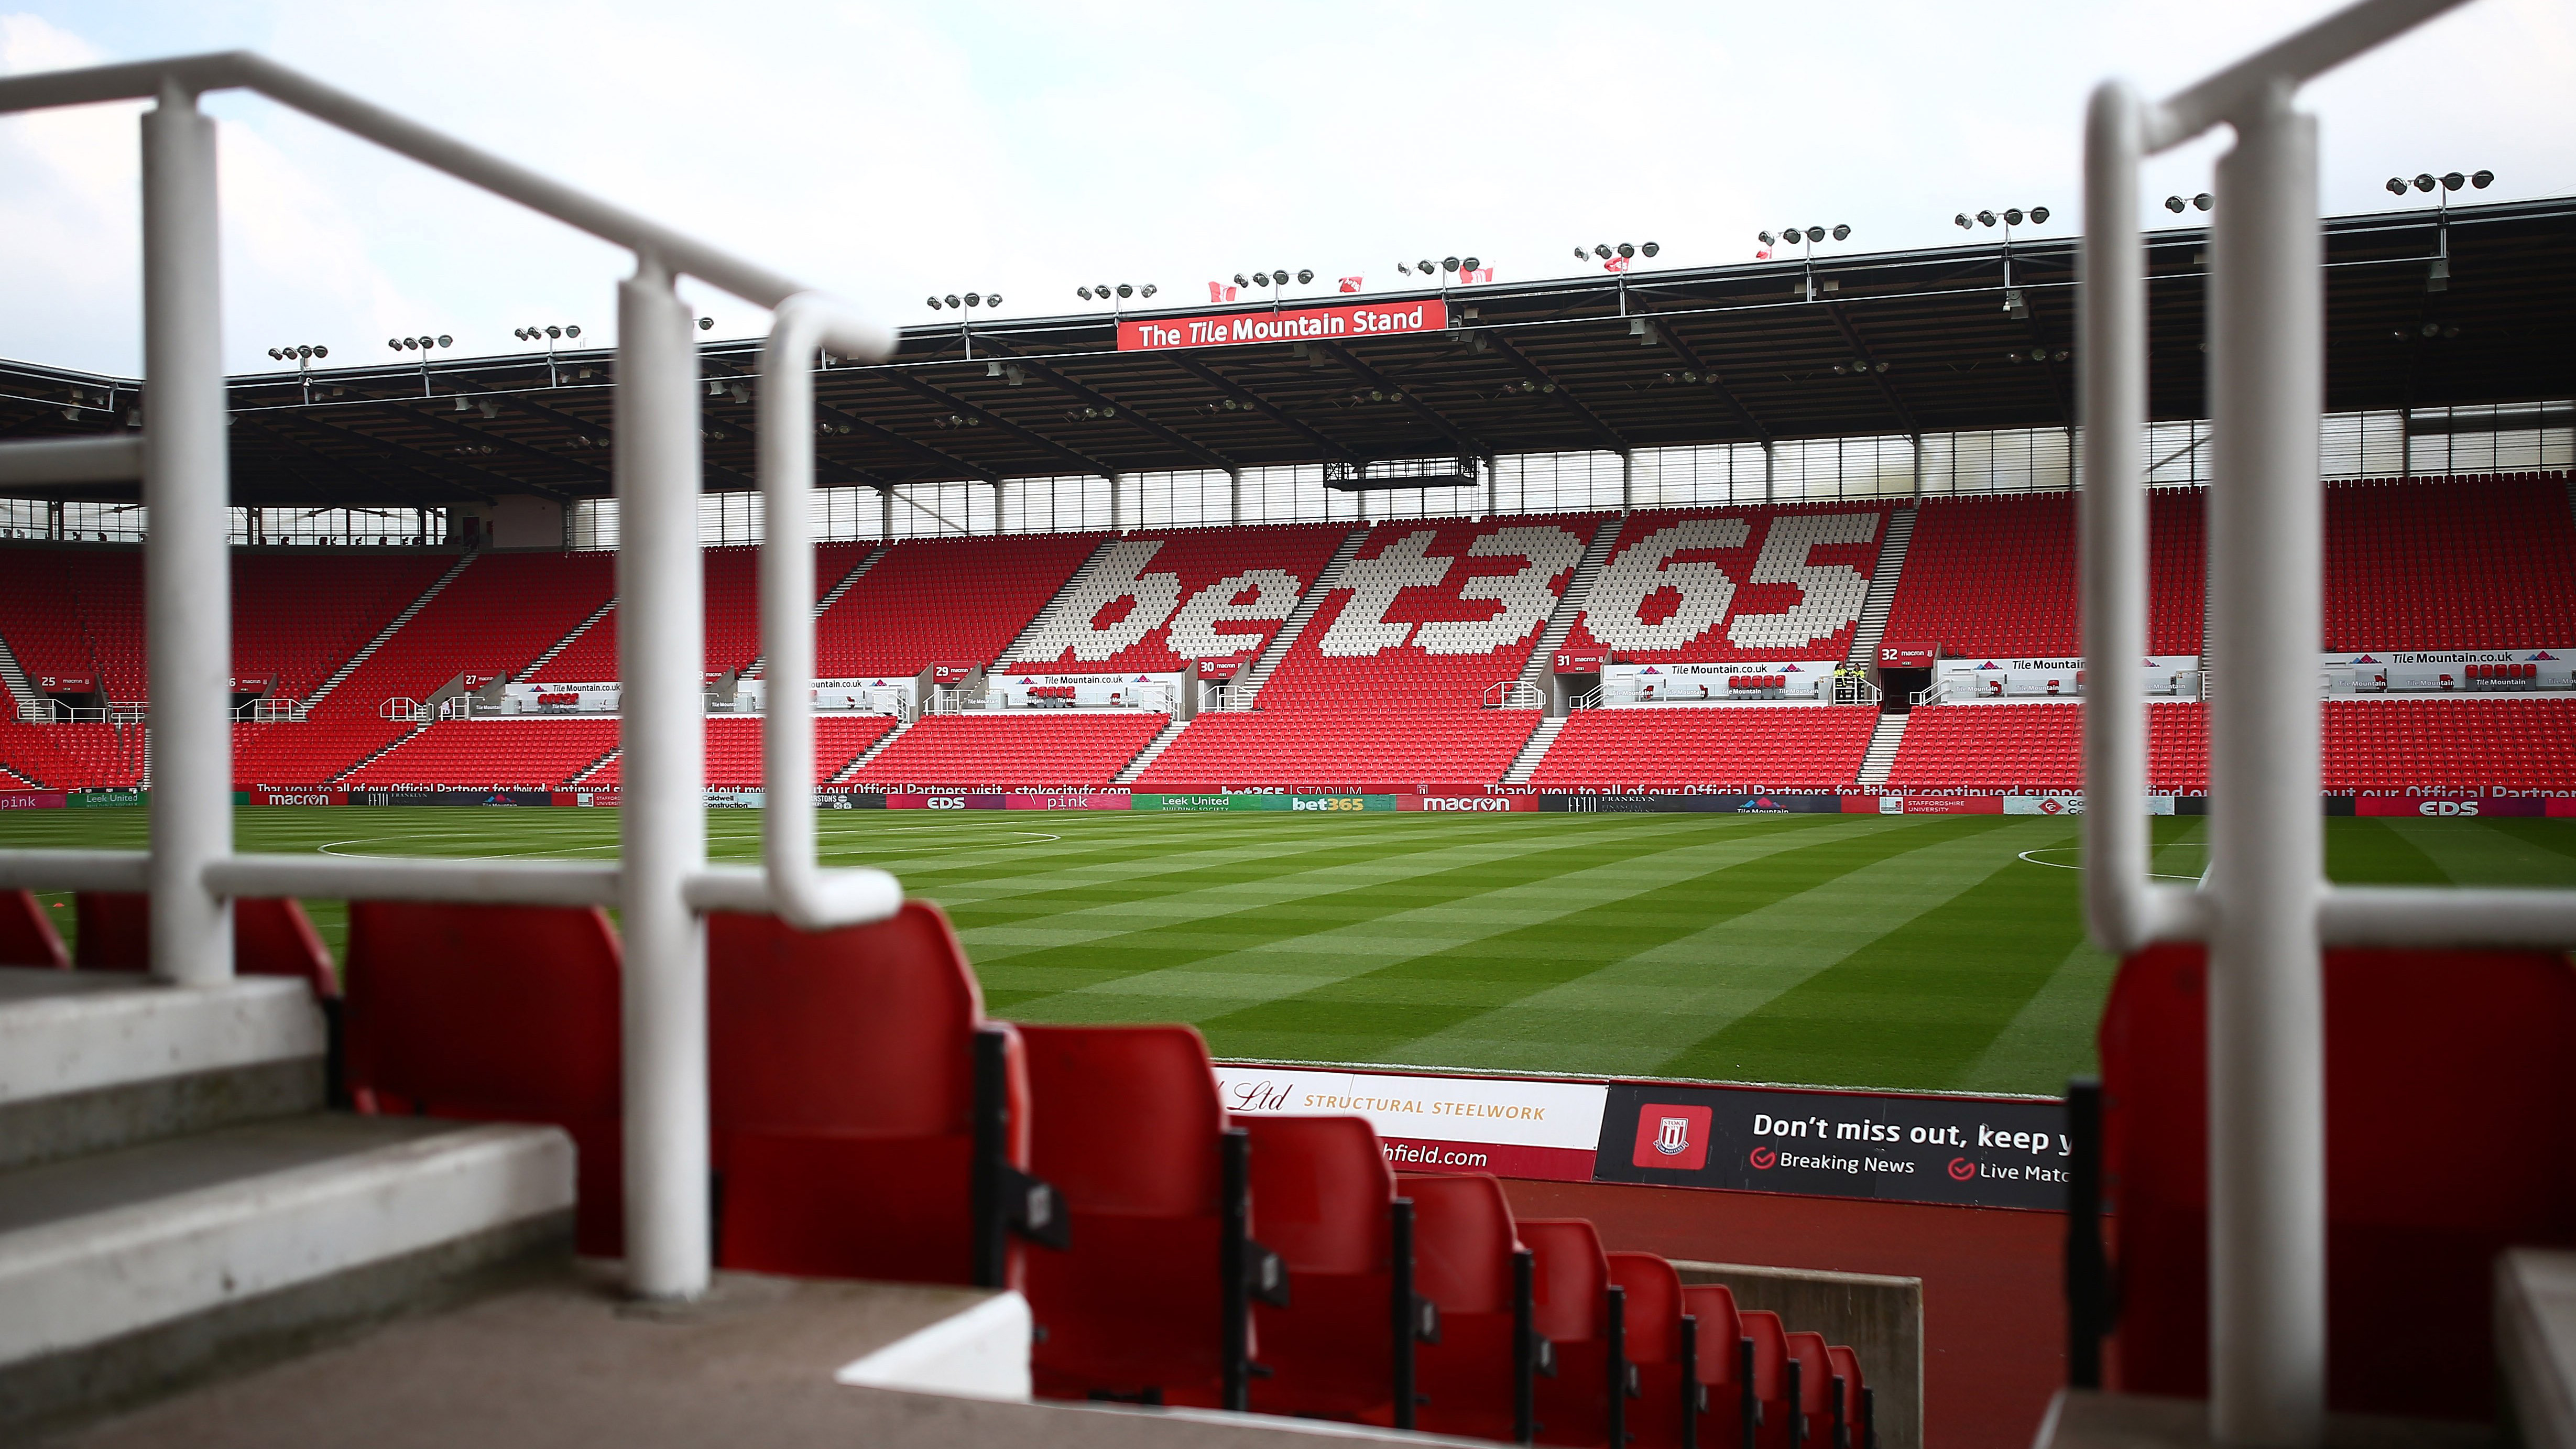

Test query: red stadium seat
[1241,1114,1422,1423]
[0,888,69,968]
[1826,1344,1870,1449]
[1738,1310,1793,1449]
[1523,1217,1618,1448]
[1785,1331,1835,1449]
[2096,943,2576,1422]
[707,903,1060,1290]
[1019,1023,1282,1408]
[1608,1251,1694,1449]
[71,892,337,997]
[1685,1282,1752,1449]
[1406,1171,1537,1443]
[342,901,624,1256]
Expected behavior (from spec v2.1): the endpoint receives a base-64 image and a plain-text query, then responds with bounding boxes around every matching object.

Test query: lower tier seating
[703,715,898,786]
[2321,696,2576,793]
[1527,708,1877,793]
[342,718,622,790]
[0,719,145,788]
[233,717,416,787]
[1134,710,1542,790]
[1885,703,2208,793]
[847,713,1167,789]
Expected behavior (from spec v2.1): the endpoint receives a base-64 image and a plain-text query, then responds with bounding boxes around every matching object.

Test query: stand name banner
[1214,1065,1607,1183]
[1594,1081,2070,1210]
[1541,793,1845,814]
[1119,299,1448,353]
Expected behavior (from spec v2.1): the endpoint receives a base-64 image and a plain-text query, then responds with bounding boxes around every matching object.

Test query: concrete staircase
[1856,710,1911,788]
[0,633,43,720]
[0,967,572,1437]
[302,548,478,714]
[1112,717,1189,785]
[516,596,617,683]
[1229,527,1369,710]
[745,544,888,679]
[1843,505,1916,669]
[328,722,431,786]
[831,718,912,782]
[1502,716,1566,785]
[990,537,1122,670]
[1516,516,1624,690]
[565,745,620,788]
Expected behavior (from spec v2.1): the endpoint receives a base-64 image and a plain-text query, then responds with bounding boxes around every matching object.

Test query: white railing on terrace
[0,50,898,1307]
[1483,680,1542,710]
[2079,4,2576,1443]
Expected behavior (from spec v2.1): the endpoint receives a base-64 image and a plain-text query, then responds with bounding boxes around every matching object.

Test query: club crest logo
[1630,1104,1712,1171]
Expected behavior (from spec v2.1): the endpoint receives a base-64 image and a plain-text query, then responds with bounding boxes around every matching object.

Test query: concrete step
[0,969,326,1173]
[0,1114,572,1435]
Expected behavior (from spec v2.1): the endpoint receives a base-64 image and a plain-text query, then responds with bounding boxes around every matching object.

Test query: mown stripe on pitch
[2322,816,2453,885]
[1952,935,2116,1096]
[1657,822,2088,1090]
[878,820,1434,918]
[2379,814,2576,887]
[1220,816,1951,1067]
[977,819,1706,1010]
[1012,819,1851,1028]
[1384,818,2021,1077]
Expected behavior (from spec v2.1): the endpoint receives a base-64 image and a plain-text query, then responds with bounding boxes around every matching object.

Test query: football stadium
[2,9,2573,1449]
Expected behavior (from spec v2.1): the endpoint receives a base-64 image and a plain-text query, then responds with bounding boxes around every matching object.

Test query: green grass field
[9,808,2574,1096]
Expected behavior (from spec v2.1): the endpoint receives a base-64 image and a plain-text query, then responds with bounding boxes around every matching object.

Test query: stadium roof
[3,195,2570,510]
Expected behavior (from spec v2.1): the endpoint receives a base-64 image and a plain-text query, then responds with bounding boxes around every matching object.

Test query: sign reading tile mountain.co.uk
[1119,299,1448,352]
[1595,1081,2070,1210]
[1214,1066,1607,1183]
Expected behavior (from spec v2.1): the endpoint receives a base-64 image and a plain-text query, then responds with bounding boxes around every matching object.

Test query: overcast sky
[2,0,2568,378]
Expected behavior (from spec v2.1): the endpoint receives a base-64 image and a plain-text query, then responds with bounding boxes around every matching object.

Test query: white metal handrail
[2079,2,2569,1441]
[0,51,897,1305]
[1483,680,1541,710]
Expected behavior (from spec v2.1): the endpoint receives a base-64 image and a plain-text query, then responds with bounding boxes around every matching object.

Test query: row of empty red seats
[1008,524,1351,674]
[0,548,146,700]
[1879,490,2210,659]
[314,551,615,718]
[2321,696,2576,792]
[0,889,1880,1444]
[537,541,876,683]
[1527,708,1878,792]
[1883,703,2209,793]
[232,717,416,787]
[816,533,1102,680]
[2323,473,2576,649]
[1134,709,1541,791]
[1257,518,1604,712]
[0,718,144,788]
[232,552,452,699]
[848,712,1166,789]
[1562,505,1886,664]
[341,718,621,790]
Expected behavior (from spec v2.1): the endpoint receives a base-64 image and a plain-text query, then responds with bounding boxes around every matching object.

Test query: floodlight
[388,339,400,350]
[1095,284,1109,296]
[1594,244,1611,259]
[1075,287,1091,301]
[297,345,312,358]
[2441,171,2464,191]
[564,326,579,339]
[2166,195,2186,213]
[1805,226,1824,243]
[1462,256,1479,271]
[2029,207,2049,224]
[2472,170,2493,188]
[401,337,417,350]
[1253,272,1270,287]
[269,348,283,359]
[2414,173,2435,192]
[1570,248,1585,262]
[990,293,1006,306]
[436,335,451,347]
[1642,242,1659,257]
[1830,224,1850,241]
[1402,263,1416,275]
[1419,259,1434,274]
[965,292,981,307]
[700,317,715,330]
[1977,210,1996,227]
[1760,231,1776,246]
[1296,269,1312,285]
[1271,267,1285,280]
[1235,274,1249,288]
[2004,208,2024,226]
[945,294,962,308]
[1116,284,1132,298]
[2387,177,2408,195]
[546,325,561,339]
[1616,243,1634,258]
[1444,256,1460,271]
[2193,193,2212,211]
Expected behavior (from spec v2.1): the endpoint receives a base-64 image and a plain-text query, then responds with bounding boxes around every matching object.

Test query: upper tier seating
[537,541,871,682]
[1884,702,2208,793]
[0,718,144,788]
[0,547,145,700]
[816,533,1102,679]
[232,717,417,787]
[2321,696,2576,793]
[1526,709,1877,793]
[233,552,452,699]
[1879,491,2207,658]
[1562,505,1887,664]
[341,718,620,790]
[1257,518,1604,712]
[1009,524,1351,674]
[316,551,615,717]
[2323,473,2576,649]
[1133,709,1541,791]
[848,713,1165,789]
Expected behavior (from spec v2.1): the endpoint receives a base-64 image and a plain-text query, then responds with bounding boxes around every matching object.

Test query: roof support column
[1110,471,1123,532]
[1763,441,1775,505]
[1911,434,1925,500]
[1228,466,1242,526]
[1620,449,1634,515]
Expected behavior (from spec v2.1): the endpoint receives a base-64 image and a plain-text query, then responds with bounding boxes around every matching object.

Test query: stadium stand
[1007,523,1351,673]
[816,532,1101,679]
[1560,504,1888,663]
[340,717,621,789]
[537,540,875,682]
[233,552,453,700]
[1526,707,1878,793]
[1884,702,2209,793]
[2323,473,2576,649]
[567,715,895,789]
[0,717,145,788]
[1134,709,1542,791]
[1880,490,2208,658]
[849,712,1166,789]
[2320,696,2576,793]
[232,717,416,787]
[0,547,145,701]
[313,551,615,716]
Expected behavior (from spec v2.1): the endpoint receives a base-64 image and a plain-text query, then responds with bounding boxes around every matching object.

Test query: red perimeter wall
[1501,1178,2062,1449]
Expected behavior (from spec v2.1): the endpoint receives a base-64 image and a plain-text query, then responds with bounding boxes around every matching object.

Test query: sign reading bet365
[1592,1081,2071,1210]
[1119,299,1448,352]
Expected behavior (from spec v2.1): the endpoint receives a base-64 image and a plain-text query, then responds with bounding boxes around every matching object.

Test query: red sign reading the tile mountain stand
[1119,300,1448,352]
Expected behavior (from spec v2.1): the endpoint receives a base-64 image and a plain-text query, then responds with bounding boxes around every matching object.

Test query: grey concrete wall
[1672,1259,1924,1449]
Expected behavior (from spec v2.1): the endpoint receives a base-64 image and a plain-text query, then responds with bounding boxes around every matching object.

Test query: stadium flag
[1457,266,1494,284]
[1603,256,1631,274]
[1207,281,1239,302]
[1754,248,1772,260]
[1337,275,1362,292]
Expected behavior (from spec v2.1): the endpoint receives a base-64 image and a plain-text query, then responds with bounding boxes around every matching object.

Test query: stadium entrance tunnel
[1880,668,1929,712]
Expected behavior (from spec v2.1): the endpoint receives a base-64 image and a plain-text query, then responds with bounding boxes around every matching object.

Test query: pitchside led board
[1118,299,1450,352]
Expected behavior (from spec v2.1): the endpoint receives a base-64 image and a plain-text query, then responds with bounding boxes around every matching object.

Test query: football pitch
[9,808,2574,1097]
